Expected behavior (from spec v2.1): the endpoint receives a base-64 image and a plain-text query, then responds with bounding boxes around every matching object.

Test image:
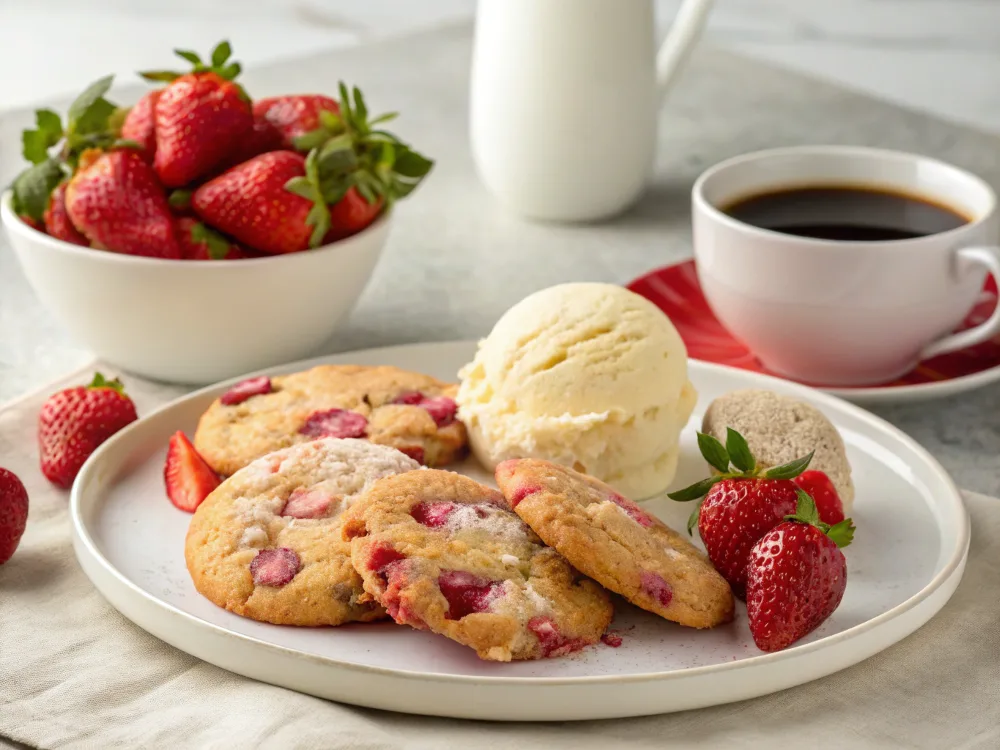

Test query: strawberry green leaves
[189,222,234,260]
[785,490,855,548]
[284,149,333,248]
[88,372,125,394]
[67,76,118,141]
[141,40,241,83]
[285,80,434,216]
[668,427,814,503]
[763,452,815,480]
[11,159,66,221]
[22,110,64,165]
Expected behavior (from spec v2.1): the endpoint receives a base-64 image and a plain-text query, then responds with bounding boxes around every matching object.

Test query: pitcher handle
[656,0,715,107]
[920,246,1000,360]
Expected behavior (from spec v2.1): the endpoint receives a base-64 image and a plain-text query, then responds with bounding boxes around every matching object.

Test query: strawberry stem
[784,489,855,547]
[88,372,125,394]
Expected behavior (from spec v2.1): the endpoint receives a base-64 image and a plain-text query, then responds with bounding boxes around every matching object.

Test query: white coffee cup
[692,146,1000,386]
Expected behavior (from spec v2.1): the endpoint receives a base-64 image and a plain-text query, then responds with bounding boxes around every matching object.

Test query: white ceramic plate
[70,341,970,721]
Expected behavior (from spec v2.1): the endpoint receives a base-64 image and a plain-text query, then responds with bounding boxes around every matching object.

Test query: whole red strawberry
[120,89,162,161]
[65,148,181,258]
[0,468,29,565]
[669,427,815,599]
[44,182,89,246]
[140,42,252,187]
[38,373,139,489]
[175,217,245,260]
[222,114,284,168]
[794,470,845,525]
[192,150,318,254]
[253,94,339,149]
[746,494,854,652]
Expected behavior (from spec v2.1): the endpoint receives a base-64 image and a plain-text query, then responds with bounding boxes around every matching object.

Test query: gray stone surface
[1,24,997,493]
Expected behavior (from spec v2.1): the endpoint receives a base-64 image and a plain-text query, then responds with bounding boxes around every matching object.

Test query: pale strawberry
[38,373,138,488]
[44,182,88,246]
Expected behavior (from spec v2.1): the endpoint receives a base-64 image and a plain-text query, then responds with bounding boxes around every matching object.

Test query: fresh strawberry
[0,468,29,565]
[164,431,220,512]
[64,148,181,258]
[324,188,384,242]
[191,150,315,254]
[253,95,339,149]
[11,76,124,228]
[140,42,252,187]
[120,90,161,161]
[43,182,89,246]
[19,215,45,232]
[668,427,815,598]
[746,493,854,652]
[794,470,845,525]
[224,114,284,167]
[38,373,138,489]
[175,217,244,260]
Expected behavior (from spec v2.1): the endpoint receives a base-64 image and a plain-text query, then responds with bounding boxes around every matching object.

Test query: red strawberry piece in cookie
[220,376,272,406]
[528,616,591,658]
[497,458,734,629]
[398,446,426,464]
[343,469,612,661]
[250,547,300,586]
[391,391,458,427]
[438,570,503,619]
[281,488,337,519]
[299,408,367,439]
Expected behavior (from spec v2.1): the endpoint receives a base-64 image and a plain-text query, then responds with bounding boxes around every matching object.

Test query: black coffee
[723,186,969,241]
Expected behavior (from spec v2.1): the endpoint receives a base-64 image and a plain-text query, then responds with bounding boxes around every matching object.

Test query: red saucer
[627,259,1000,391]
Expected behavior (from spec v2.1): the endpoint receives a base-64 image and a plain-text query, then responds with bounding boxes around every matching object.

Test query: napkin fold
[1,363,998,750]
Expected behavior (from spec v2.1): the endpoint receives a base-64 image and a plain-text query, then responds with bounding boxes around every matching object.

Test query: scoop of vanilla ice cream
[456,283,697,499]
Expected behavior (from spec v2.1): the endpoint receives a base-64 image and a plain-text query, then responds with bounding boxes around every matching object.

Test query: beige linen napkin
[1,364,998,750]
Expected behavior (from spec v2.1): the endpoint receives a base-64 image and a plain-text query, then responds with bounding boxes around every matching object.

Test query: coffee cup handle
[920,246,1000,360]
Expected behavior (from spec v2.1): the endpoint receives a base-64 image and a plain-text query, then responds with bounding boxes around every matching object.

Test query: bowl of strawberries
[0,42,432,384]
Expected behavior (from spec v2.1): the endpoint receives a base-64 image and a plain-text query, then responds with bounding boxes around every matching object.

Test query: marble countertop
[0,1,997,496]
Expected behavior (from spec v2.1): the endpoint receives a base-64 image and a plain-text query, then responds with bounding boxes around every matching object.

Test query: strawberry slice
[164,431,220,512]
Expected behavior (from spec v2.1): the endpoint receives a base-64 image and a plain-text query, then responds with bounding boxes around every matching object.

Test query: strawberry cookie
[194,365,467,477]
[185,438,420,626]
[495,459,734,629]
[342,470,612,661]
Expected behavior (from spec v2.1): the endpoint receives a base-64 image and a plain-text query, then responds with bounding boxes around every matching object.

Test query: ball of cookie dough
[701,389,854,513]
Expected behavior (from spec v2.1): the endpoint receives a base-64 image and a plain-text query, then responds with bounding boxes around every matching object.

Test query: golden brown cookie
[495,458,734,629]
[185,438,420,626]
[342,470,613,661]
[194,365,468,477]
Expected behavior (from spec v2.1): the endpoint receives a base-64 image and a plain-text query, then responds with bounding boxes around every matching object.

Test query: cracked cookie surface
[495,459,734,629]
[185,438,420,626]
[194,365,468,477]
[342,470,613,661]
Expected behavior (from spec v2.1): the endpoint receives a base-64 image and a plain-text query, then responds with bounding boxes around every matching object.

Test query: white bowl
[1,190,391,384]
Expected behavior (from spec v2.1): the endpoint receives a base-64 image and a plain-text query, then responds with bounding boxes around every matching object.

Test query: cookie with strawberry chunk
[342,470,612,661]
[185,438,420,626]
[194,365,468,477]
[495,459,734,629]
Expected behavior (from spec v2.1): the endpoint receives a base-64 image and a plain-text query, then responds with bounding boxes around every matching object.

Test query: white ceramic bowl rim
[69,346,970,687]
[0,189,391,266]
[691,145,998,249]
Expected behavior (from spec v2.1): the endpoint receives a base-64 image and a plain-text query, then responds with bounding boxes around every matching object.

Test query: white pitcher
[470,0,715,222]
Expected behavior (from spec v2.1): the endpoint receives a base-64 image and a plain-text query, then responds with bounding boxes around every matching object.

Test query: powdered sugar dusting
[500,554,519,566]
[239,526,268,548]
[523,583,552,614]
[443,503,530,542]
[663,547,683,560]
